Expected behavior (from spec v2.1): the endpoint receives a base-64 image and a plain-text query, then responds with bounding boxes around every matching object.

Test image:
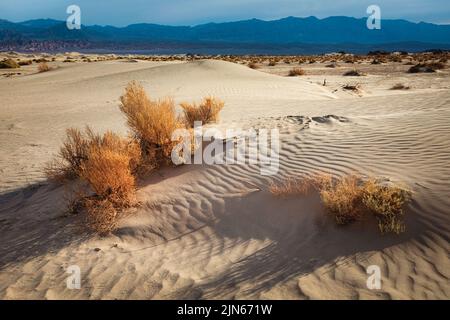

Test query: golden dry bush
[180,97,224,128]
[362,179,411,234]
[83,197,120,235]
[47,127,141,234]
[38,62,51,72]
[79,132,140,234]
[269,177,316,196]
[80,145,136,207]
[119,81,182,163]
[88,130,141,174]
[45,128,90,181]
[317,174,366,225]
[288,67,305,76]
[317,174,411,233]
[45,127,140,182]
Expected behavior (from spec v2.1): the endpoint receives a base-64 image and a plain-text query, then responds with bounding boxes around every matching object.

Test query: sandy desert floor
[0,53,449,299]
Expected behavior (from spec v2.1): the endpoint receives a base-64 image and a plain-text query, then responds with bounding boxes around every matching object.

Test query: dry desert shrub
[270,173,411,234]
[45,128,91,181]
[342,83,361,92]
[86,130,141,174]
[47,127,141,234]
[389,55,402,63]
[344,57,355,64]
[52,128,139,234]
[288,67,305,76]
[343,69,363,76]
[318,174,366,225]
[407,61,446,74]
[390,83,410,90]
[318,174,411,233]
[81,143,136,204]
[34,58,49,63]
[119,81,183,164]
[180,97,224,128]
[325,63,338,68]
[268,60,277,66]
[269,177,316,196]
[362,179,411,234]
[248,62,259,69]
[408,63,436,73]
[46,127,140,182]
[0,58,20,69]
[18,60,32,66]
[38,62,51,72]
[80,141,137,231]
[83,197,120,235]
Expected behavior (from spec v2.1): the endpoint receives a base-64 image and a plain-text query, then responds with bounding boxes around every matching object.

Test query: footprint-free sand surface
[0,57,449,299]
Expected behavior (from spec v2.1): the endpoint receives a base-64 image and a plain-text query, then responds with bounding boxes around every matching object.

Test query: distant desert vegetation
[2,51,449,77]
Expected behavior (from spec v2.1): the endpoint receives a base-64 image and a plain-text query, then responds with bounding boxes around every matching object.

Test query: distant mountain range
[1,16,450,54]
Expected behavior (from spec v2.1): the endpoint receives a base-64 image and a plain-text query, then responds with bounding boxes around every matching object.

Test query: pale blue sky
[2,0,449,26]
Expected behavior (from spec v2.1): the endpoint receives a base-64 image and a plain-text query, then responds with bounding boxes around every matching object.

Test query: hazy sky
[2,0,449,26]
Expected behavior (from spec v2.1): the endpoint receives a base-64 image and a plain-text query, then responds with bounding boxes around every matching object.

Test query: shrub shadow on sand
[182,189,425,299]
[0,182,91,270]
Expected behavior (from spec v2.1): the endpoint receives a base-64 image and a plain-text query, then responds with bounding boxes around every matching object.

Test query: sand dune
[0,58,449,299]
[0,60,334,193]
